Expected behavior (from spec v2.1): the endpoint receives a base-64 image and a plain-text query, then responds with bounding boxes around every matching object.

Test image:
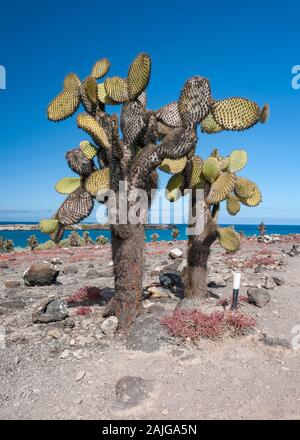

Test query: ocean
[1,222,300,249]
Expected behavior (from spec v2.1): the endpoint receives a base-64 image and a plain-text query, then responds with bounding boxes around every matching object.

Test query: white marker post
[232,272,241,311]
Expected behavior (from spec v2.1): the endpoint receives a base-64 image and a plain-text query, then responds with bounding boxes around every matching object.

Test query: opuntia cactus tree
[163,109,269,298]
[40,52,268,329]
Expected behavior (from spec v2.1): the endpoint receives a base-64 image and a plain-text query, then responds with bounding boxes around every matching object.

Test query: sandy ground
[0,236,300,420]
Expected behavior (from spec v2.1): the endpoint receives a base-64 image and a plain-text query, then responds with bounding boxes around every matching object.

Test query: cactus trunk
[184,192,218,298]
[111,223,144,330]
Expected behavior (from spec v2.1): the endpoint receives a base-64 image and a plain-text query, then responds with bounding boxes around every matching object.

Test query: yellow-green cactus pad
[84,77,98,104]
[259,103,270,123]
[55,177,81,194]
[57,188,94,225]
[97,83,118,105]
[47,90,80,122]
[206,173,236,204]
[127,53,151,101]
[63,73,81,92]
[202,157,221,183]
[80,141,98,160]
[39,219,59,234]
[212,98,260,131]
[226,194,241,215]
[104,77,128,103]
[91,58,110,79]
[201,113,223,134]
[234,177,256,199]
[218,227,241,252]
[77,113,110,148]
[85,168,110,196]
[238,186,262,207]
[187,156,203,188]
[229,149,248,173]
[165,173,184,202]
[160,157,187,174]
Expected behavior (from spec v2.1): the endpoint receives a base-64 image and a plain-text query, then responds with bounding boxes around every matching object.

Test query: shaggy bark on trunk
[111,224,145,329]
[184,187,218,298]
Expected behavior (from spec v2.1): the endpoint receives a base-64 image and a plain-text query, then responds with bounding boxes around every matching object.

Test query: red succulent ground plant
[66,286,102,307]
[161,309,256,341]
[75,306,93,316]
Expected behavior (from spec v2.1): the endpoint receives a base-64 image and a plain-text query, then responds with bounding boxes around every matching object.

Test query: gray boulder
[247,288,271,307]
[24,263,59,286]
[32,298,68,323]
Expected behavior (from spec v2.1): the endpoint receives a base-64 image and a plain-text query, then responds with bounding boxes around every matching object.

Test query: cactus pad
[66,148,95,177]
[202,157,221,183]
[97,83,118,105]
[39,219,59,234]
[47,90,80,122]
[178,76,211,127]
[160,157,187,174]
[201,113,223,134]
[79,141,98,160]
[206,173,236,204]
[156,102,182,127]
[84,77,98,104]
[218,227,241,252]
[85,168,110,196]
[226,194,241,215]
[238,186,262,207]
[127,53,151,101]
[187,156,203,188]
[166,173,184,202]
[77,113,110,148]
[104,77,128,103]
[57,188,94,225]
[229,149,248,173]
[63,73,81,92]
[211,98,260,131]
[234,177,256,199]
[91,58,110,79]
[55,177,81,194]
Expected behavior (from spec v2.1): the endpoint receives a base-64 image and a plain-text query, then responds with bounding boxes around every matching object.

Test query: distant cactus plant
[83,231,93,245]
[68,231,81,247]
[95,235,108,245]
[172,226,179,241]
[27,234,39,251]
[40,52,268,329]
[0,236,14,253]
[151,233,159,242]
[258,221,266,236]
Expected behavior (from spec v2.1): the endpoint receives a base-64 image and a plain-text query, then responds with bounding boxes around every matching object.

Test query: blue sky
[0,0,299,224]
